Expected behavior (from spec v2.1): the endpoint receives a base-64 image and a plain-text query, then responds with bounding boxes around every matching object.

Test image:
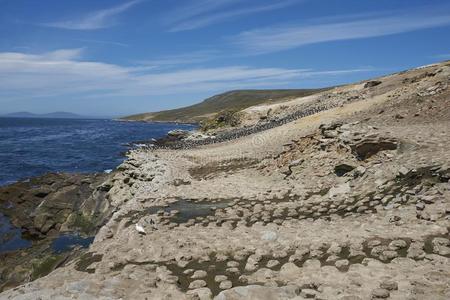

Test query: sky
[0,0,449,117]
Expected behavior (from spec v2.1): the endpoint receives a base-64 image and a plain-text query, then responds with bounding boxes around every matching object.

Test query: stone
[380,250,398,261]
[301,288,319,298]
[389,239,407,250]
[219,280,233,290]
[215,275,228,283]
[335,259,349,269]
[192,270,207,279]
[407,245,426,260]
[371,288,390,299]
[226,267,240,275]
[266,260,280,268]
[432,237,450,255]
[189,280,207,289]
[355,166,367,176]
[421,195,436,204]
[187,288,213,300]
[415,202,425,211]
[380,280,398,291]
[350,137,397,160]
[226,261,240,268]
[261,231,278,241]
[364,80,382,88]
[398,166,410,176]
[367,240,382,248]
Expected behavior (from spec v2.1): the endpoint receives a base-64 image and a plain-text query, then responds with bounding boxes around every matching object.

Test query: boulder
[349,137,398,160]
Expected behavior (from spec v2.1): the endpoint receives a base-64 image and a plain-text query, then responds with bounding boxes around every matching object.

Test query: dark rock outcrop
[0,172,113,291]
[0,173,112,239]
[349,138,398,160]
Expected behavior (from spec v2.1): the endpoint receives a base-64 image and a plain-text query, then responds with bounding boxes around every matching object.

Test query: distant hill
[122,89,328,123]
[1,111,92,119]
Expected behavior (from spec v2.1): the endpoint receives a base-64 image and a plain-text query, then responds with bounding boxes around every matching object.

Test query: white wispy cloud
[73,39,129,47]
[0,49,372,100]
[231,8,450,54]
[135,50,221,68]
[164,0,300,32]
[42,0,141,30]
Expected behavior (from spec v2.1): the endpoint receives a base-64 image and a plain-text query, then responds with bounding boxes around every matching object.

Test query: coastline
[1,61,449,299]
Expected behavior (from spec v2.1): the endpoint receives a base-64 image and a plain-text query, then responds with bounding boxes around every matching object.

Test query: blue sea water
[0,117,194,254]
[0,117,195,186]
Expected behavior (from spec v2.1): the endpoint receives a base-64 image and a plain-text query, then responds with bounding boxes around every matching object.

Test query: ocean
[0,117,195,186]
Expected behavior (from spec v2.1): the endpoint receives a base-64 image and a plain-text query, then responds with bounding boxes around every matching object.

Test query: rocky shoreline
[0,61,449,299]
[0,172,114,291]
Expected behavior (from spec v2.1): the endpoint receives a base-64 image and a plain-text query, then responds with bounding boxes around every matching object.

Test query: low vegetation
[199,109,242,132]
[122,89,327,123]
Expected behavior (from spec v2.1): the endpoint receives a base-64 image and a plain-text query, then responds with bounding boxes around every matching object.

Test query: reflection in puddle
[123,199,232,227]
[0,212,31,254]
[51,234,94,253]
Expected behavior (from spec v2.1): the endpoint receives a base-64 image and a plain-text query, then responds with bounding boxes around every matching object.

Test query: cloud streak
[0,49,372,101]
[231,8,450,54]
[42,0,141,30]
[164,0,300,32]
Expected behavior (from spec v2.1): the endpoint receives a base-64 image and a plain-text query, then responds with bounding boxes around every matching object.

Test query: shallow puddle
[0,212,31,254]
[51,234,94,254]
[122,199,233,227]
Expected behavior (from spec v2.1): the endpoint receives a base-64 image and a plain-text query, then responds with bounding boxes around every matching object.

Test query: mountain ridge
[121,89,328,123]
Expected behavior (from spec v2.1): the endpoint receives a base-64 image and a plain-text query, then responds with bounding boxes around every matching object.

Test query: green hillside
[122,89,327,123]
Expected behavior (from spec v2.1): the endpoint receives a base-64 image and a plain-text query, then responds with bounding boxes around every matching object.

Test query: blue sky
[0,0,449,116]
